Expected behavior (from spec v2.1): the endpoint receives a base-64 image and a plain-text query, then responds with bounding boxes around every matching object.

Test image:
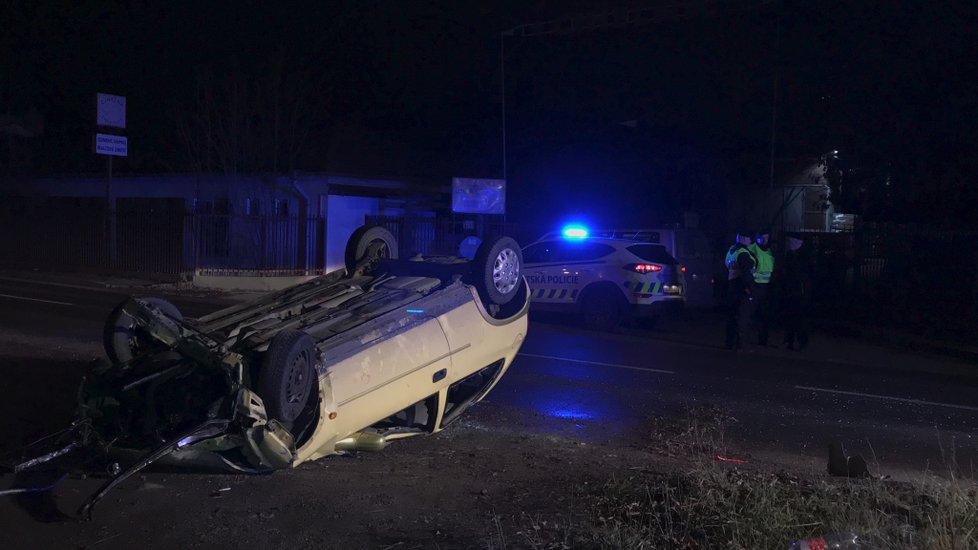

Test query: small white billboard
[452,177,506,215]
[95,133,128,157]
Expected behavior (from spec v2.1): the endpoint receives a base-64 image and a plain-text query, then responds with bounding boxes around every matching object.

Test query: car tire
[257,330,318,425]
[103,297,182,364]
[473,236,523,306]
[345,225,398,275]
[580,289,622,331]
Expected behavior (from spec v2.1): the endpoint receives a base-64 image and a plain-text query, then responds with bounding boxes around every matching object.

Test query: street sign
[96,93,126,129]
[95,133,128,157]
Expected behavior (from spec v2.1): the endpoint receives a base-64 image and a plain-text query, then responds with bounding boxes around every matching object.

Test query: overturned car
[12,226,527,515]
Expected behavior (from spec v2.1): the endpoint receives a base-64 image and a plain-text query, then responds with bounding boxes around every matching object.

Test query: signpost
[94,133,128,156]
[95,93,127,268]
[96,93,126,129]
[94,92,127,210]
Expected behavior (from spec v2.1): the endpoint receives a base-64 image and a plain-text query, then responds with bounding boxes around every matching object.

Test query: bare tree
[177,53,329,175]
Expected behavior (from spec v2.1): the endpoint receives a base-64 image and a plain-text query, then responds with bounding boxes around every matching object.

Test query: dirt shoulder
[3,397,973,550]
[1,325,973,549]
[0,397,738,550]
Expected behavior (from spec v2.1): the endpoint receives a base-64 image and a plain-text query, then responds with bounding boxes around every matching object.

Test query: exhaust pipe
[335,432,387,452]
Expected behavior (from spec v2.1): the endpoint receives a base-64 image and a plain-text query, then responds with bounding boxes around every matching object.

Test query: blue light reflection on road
[489,353,667,441]
[489,358,640,442]
[518,388,634,440]
[542,402,594,420]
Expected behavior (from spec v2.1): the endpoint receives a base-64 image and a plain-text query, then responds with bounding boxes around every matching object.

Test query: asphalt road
[1,275,975,477]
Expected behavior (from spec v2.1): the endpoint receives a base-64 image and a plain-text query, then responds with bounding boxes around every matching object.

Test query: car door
[327,314,453,438]
[524,241,604,305]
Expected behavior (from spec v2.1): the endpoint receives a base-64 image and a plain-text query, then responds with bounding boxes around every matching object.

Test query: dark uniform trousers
[725,278,752,350]
[753,283,772,346]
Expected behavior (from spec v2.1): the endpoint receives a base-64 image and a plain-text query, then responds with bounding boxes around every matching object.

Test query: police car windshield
[626,244,677,265]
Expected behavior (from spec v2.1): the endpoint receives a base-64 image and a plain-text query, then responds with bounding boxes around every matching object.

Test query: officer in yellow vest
[725,229,757,350]
[748,229,775,346]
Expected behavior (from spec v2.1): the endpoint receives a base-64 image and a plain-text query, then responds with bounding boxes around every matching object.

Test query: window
[552,242,615,262]
[245,197,261,217]
[524,241,615,263]
[274,198,289,217]
[441,360,504,427]
[523,242,555,264]
[627,244,677,264]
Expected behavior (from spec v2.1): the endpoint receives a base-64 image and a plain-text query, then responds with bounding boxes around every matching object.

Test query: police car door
[524,241,600,306]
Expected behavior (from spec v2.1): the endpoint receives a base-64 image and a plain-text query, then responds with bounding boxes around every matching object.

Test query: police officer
[725,229,756,350]
[781,233,813,350]
[748,229,775,346]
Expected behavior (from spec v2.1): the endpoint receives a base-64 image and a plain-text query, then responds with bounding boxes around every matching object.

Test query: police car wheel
[345,225,398,275]
[473,236,523,306]
[102,297,183,364]
[580,290,622,331]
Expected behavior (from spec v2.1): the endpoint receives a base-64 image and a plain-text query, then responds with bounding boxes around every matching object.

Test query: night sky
[2,1,977,228]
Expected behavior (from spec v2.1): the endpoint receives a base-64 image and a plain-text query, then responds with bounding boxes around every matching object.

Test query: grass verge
[577,469,977,549]
[504,407,977,549]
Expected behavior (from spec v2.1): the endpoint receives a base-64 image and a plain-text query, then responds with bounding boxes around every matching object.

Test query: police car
[522,226,686,330]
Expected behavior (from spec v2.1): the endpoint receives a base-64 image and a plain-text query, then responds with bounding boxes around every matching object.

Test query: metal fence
[191,214,326,274]
[0,203,327,277]
[366,214,514,258]
[777,223,978,338]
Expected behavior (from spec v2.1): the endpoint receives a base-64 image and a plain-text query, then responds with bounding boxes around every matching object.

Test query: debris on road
[827,441,872,478]
[714,454,749,464]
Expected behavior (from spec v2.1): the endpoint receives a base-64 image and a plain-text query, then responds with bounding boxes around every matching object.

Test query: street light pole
[500,30,508,182]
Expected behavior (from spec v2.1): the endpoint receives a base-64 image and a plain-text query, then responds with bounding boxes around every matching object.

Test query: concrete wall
[27,174,334,219]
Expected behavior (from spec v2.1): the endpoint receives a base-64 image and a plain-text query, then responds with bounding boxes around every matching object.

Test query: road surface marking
[518,352,675,374]
[796,385,978,412]
[0,293,75,306]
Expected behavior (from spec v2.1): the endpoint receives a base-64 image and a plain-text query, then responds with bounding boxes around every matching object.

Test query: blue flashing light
[562,225,589,239]
[406,309,425,314]
[546,407,594,420]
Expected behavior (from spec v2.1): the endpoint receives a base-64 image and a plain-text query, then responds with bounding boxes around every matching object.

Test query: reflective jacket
[748,243,774,284]
[725,245,756,280]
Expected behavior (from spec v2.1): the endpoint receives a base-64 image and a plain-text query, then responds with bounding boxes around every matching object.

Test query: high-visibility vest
[725,245,755,280]
[749,243,774,284]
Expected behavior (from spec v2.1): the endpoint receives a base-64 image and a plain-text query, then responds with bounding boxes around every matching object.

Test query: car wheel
[103,297,182,364]
[473,236,523,306]
[257,330,318,425]
[580,289,622,331]
[344,225,398,275]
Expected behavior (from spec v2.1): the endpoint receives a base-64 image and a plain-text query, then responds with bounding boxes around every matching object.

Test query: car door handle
[432,368,447,383]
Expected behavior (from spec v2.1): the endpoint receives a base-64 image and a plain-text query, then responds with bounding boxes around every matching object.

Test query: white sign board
[95,133,128,157]
[96,93,126,129]
[452,177,506,215]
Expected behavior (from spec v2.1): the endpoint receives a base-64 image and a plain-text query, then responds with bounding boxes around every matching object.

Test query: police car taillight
[625,263,662,273]
[681,266,686,273]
